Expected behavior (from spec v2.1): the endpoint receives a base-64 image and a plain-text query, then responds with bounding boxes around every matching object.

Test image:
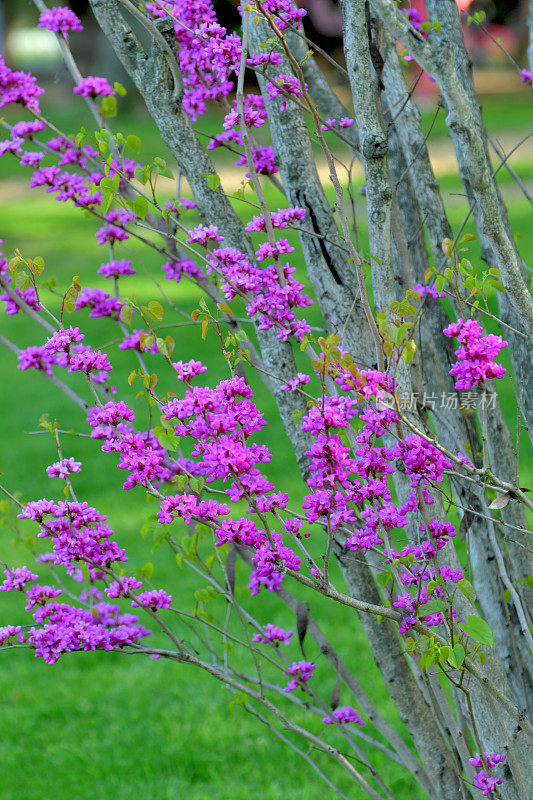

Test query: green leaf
[114,82,127,96]
[458,615,493,647]
[99,176,116,193]
[101,192,114,214]
[419,599,447,616]
[438,645,449,662]
[376,571,391,588]
[135,166,149,185]
[141,562,154,580]
[147,300,164,321]
[134,195,149,220]
[155,429,178,452]
[120,305,133,325]
[449,643,465,668]
[15,270,30,291]
[32,256,45,276]
[458,579,476,604]
[126,134,142,154]
[100,95,118,118]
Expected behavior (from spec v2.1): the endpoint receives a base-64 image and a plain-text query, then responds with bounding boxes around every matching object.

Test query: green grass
[0,91,532,799]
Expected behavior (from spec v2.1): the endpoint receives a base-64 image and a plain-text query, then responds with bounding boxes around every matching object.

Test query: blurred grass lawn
[0,91,532,800]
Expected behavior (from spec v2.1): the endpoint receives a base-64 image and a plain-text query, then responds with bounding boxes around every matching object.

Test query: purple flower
[38,7,83,36]
[74,76,114,98]
[105,577,142,598]
[87,401,135,427]
[252,624,292,646]
[97,259,136,279]
[172,359,208,383]
[25,584,62,611]
[0,626,26,646]
[46,457,82,480]
[284,660,315,692]
[0,54,44,113]
[1,566,39,592]
[75,287,123,319]
[132,589,172,611]
[322,706,365,726]
[162,258,205,283]
[443,317,507,391]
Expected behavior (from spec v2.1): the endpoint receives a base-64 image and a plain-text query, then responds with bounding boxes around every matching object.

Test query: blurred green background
[1,3,533,799]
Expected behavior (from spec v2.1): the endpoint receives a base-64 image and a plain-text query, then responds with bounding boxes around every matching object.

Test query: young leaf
[458,615,493,647]
[141,562,154,580]
[458,579,476,604]
[120,305,133,325]
[134,195,149,220]
[126,134,142,154]
[147,300,164,322]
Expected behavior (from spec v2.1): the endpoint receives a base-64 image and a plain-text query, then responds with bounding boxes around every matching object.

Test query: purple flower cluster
[443,318,507,391]
[284,660,315,693]
[172,359,208,383]
[247,0,306,32]
[198,236,312,340]
[162,258,205,283]
[30,165,101,208]
[158,494,230,526]
[1,566,39,592]
[97,259,136,279]
[412,282,445,300]
[75,287,123,319]
[131,589,172,611]
[46,457,82,479]
[87,402,179,490]
[96,209,134,246]
[160,377,300,593]
[266,74,306,111]
[105,577,142,598]
[146,0,240,121]
[246,206,306,233]
[18,499,127,577]
[252,624,292,646]
[119,330,159,355]
[322,706,365,726]
[28,601,149,665]
[74,76,114,98]
[469,753,506,796]
[0,54,44,113]
[11,120,46,139]
[25,584,62,611]
[16,327,113,383]
[246,52,283,68]
[87,401,135,427]
[38,6,83,36]
[320,117,354,132]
